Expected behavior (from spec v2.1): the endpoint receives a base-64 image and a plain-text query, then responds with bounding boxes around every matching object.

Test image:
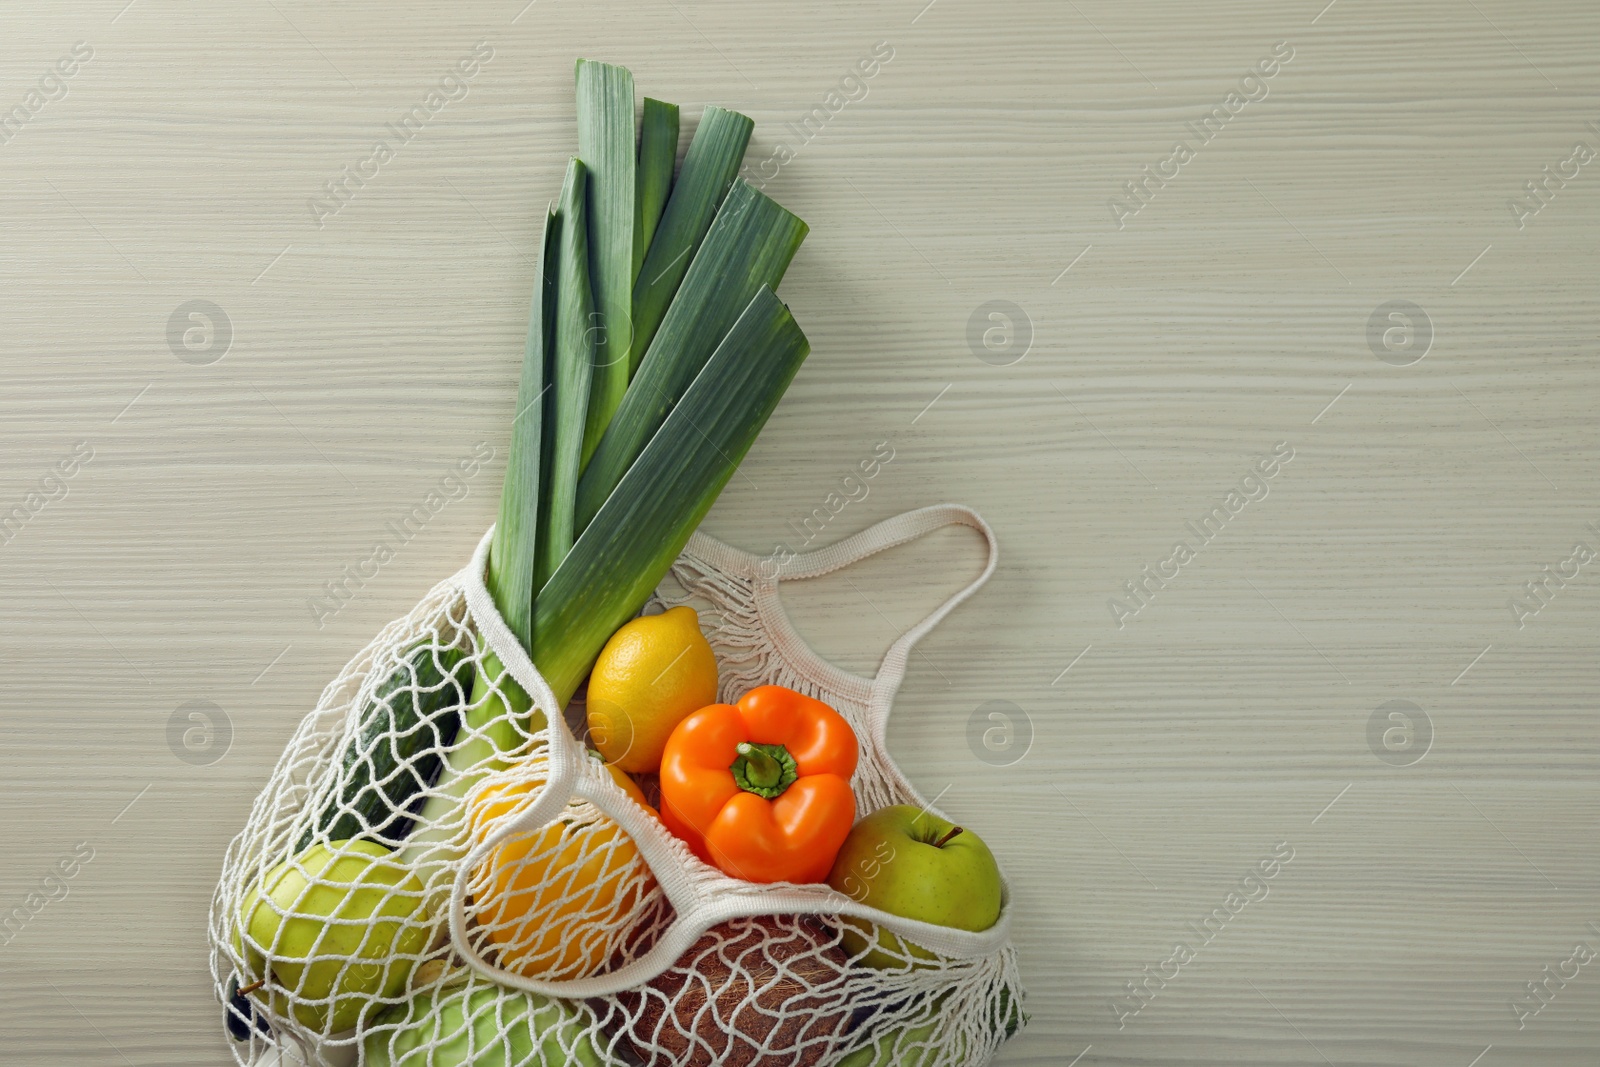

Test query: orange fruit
[465,766,656,981]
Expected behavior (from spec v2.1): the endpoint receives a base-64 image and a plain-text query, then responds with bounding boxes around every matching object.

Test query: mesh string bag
[209,504,1026,1066]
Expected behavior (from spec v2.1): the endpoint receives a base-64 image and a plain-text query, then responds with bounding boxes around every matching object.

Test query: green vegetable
[447,166,589,815]
[529,285,809,707]
[486,204,555,651]
[575,59,637,467]
[634,97,680,285]
[297,645,467,852]
[630,105,754,365]
[457,203,558,813]
[536,158,596,589]
[574,179,807,533]
[399,166,598,869]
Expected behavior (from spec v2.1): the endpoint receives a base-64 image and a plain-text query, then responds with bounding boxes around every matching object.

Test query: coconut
[616,914,853,1067]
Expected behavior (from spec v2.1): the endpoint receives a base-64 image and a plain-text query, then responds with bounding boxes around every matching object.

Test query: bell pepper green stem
[737,743,780,787]
[731,741,798,799]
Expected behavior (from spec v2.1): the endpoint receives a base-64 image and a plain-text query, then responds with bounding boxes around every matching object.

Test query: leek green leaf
[634,97,680,285]
[531,285,809,706]
[536,158,596,590]
[575,59,636,467]
[630,105,753,366]
[575,179,806,533]
[486,204,555,652]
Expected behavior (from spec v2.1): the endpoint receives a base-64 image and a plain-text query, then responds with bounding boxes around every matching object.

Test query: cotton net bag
[209,504,1025,1066]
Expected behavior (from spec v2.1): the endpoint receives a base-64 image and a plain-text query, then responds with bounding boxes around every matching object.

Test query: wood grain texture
[1,1,1597,1064]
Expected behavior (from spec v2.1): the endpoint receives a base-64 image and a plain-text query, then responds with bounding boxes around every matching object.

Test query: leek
[630,105,753,366]
[401,64,811,889]
[464,160,592,771]
[536,158,596,588]
[454,204,557,780]
[634,97,680,285]
[485,204,555,650]
[573,179,807,533]
[575,59,636,467]
[404,203,564,872]
[530,285,809,706]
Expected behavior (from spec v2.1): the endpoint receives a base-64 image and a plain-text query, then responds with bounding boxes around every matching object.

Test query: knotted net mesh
[209,528,1024,1066]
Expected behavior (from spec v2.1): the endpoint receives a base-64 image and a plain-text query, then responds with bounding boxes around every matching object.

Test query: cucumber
[298,644,469,851]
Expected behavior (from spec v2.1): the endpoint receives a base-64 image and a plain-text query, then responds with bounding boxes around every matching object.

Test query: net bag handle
[772,503,999,741]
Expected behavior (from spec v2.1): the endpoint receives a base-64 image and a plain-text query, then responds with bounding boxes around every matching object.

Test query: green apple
[365,984,604,1067]
[826,805,1003,969]
[233,838,430,1034]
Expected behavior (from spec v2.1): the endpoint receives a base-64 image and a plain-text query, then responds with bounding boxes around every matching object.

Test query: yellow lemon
[586,606,717,773]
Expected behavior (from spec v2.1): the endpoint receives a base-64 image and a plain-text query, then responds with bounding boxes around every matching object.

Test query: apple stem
[236,978,267,997]
[933,825,965,849]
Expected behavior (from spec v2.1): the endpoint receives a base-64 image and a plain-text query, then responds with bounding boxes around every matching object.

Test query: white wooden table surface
[2,1,1597,1064]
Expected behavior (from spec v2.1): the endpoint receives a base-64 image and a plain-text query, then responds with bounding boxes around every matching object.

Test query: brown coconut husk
[615,914,854,1067]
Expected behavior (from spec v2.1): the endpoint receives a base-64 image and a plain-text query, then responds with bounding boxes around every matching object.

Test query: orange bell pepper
[659,685,858,884]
